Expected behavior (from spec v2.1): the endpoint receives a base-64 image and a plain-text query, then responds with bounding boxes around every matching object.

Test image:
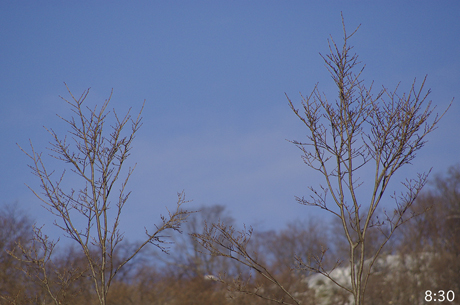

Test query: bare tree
[7,226,87,305]
[154,204,237,279]
[387,164,460,304]
[0,204,35,304]
[193,222,303,305]
[286,15,452,305]
[17,84,191,305]
[194,14,451,305]
[193,217,333,304]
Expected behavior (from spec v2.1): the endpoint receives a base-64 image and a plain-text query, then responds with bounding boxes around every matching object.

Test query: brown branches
[285,14,451,305]
[16,84,192,305]
[192,222,302,305]
[8,226,87,305]
[191,14,451,305]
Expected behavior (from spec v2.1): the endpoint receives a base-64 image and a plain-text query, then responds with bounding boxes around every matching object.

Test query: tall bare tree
[286,15,451,305]
[194,15,451,305]
[17,84,191,305]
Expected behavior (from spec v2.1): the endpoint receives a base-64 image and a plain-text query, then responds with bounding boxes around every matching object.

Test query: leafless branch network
[16,84,192,305]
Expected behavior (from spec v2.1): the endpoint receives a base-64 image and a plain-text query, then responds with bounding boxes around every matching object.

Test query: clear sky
[1,1,459,243]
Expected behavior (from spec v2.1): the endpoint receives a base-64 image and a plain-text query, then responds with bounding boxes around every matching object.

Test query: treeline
[1,164,458,305]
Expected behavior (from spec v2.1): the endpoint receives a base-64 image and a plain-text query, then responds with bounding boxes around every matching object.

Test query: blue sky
[1,1,458,243]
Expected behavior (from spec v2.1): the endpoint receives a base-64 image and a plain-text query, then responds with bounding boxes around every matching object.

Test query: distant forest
[1,164,458,305]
